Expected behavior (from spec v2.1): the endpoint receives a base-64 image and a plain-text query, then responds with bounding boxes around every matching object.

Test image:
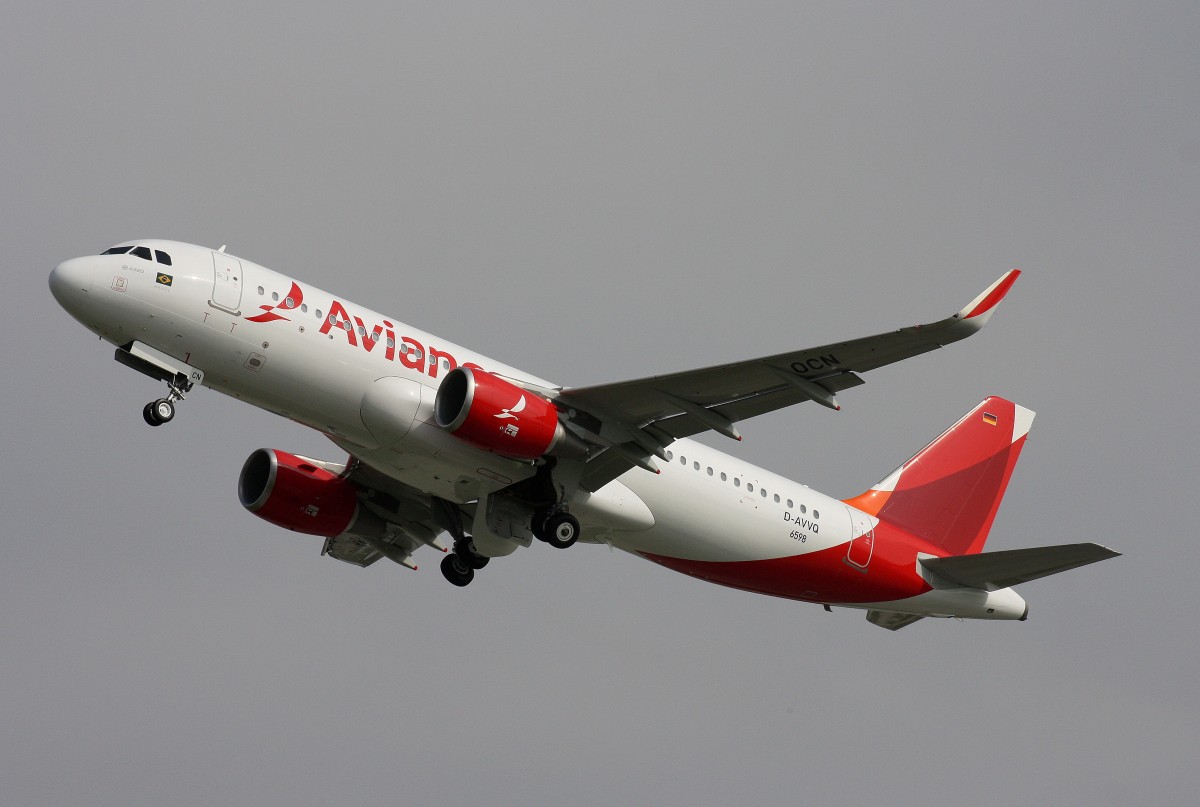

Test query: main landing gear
[432,497,580,589]
[434,497,493,588]
[532,510,581,549]
[142,375,191,427]
[440,539,491,587]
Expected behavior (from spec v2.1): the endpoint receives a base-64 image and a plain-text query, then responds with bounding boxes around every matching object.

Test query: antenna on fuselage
[217,245,227,253]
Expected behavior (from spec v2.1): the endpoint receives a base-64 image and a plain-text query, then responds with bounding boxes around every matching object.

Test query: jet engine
[434,367,586,460]
[239,448,360,536]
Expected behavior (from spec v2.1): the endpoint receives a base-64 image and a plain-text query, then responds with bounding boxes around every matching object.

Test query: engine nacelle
[239,448,359,536]
[434,367,585,460]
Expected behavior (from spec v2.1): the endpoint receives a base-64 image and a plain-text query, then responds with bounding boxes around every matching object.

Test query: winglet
[955,269,1021,324]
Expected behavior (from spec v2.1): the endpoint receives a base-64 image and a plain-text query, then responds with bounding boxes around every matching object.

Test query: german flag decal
[982,411,998,426]
[156,272,173,287]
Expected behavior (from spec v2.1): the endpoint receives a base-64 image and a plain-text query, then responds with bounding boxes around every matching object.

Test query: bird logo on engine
[495,395,527,421]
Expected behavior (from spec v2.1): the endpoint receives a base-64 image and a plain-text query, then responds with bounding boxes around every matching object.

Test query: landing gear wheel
[455,540,490,570]
[143,399,174,426]
[542,513,580,549]
[152,399,175,424]
[441,553,475,587]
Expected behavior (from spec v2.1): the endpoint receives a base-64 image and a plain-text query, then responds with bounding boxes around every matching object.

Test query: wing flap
[920,543,1121,589]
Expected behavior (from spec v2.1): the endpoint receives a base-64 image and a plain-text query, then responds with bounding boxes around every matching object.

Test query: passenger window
[693,462,700,471]
[721,472,727,481]
[747,484,754,492]
[734,478,741,487]
[760,488,767,498]
[814,510,820,519]
[707,467,713,476]
[131,246,152,260]
[154,251,172,266]
[787,499,794,508]
[773,494,780,503]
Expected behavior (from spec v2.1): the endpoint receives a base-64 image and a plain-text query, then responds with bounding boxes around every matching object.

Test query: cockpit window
[101,245,173,265]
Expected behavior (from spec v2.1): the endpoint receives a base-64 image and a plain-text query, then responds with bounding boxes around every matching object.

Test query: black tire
[456,540,490,570]
[143,402,161,426]
[441,553,475,587]
[153,399,175,424]
[543,513,580,549]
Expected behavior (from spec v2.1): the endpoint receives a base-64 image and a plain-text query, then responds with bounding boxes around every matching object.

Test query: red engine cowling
[434,367,579,460]
[238,448,359,536]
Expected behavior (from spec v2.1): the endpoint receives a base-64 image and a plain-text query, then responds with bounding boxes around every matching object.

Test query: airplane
[49,240,1118,629]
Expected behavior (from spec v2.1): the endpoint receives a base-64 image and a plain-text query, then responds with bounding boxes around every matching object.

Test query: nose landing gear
[114,343,202,428]
[142,375,191,427]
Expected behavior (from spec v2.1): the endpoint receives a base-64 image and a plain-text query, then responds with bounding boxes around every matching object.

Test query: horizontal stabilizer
[921,543,1120,589]
[866,610,926,631]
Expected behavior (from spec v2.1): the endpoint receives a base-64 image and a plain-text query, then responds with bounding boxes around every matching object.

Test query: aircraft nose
[49,257,94,308]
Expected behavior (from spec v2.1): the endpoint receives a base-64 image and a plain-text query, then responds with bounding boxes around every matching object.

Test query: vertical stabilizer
[844,397,1034,555]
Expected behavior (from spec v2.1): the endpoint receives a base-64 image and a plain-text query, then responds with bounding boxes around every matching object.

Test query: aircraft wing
[318,459,451,571]
[559,270,1020,491]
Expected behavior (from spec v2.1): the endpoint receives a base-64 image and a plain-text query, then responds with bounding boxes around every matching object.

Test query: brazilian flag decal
[156,273,173,287]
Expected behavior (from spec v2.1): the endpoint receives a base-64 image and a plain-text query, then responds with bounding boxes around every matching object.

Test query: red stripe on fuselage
[640,523,937,604]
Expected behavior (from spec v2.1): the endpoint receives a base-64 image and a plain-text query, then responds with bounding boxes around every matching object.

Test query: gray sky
[4,2,1197,805]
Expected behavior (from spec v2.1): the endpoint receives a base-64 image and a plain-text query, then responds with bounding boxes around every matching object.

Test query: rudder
[843,397,1034,555]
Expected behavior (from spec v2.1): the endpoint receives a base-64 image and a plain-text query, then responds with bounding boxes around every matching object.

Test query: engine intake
[434,367,585,460]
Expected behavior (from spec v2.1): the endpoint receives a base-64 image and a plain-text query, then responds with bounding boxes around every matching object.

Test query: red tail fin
[843,397,1034,555]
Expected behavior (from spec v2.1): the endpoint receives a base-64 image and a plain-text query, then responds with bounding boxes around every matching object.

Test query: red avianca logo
[246,282,305,323]
[246,283,483,379]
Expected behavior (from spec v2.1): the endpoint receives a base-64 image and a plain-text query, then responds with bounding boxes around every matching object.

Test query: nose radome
[49,257,94,306]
